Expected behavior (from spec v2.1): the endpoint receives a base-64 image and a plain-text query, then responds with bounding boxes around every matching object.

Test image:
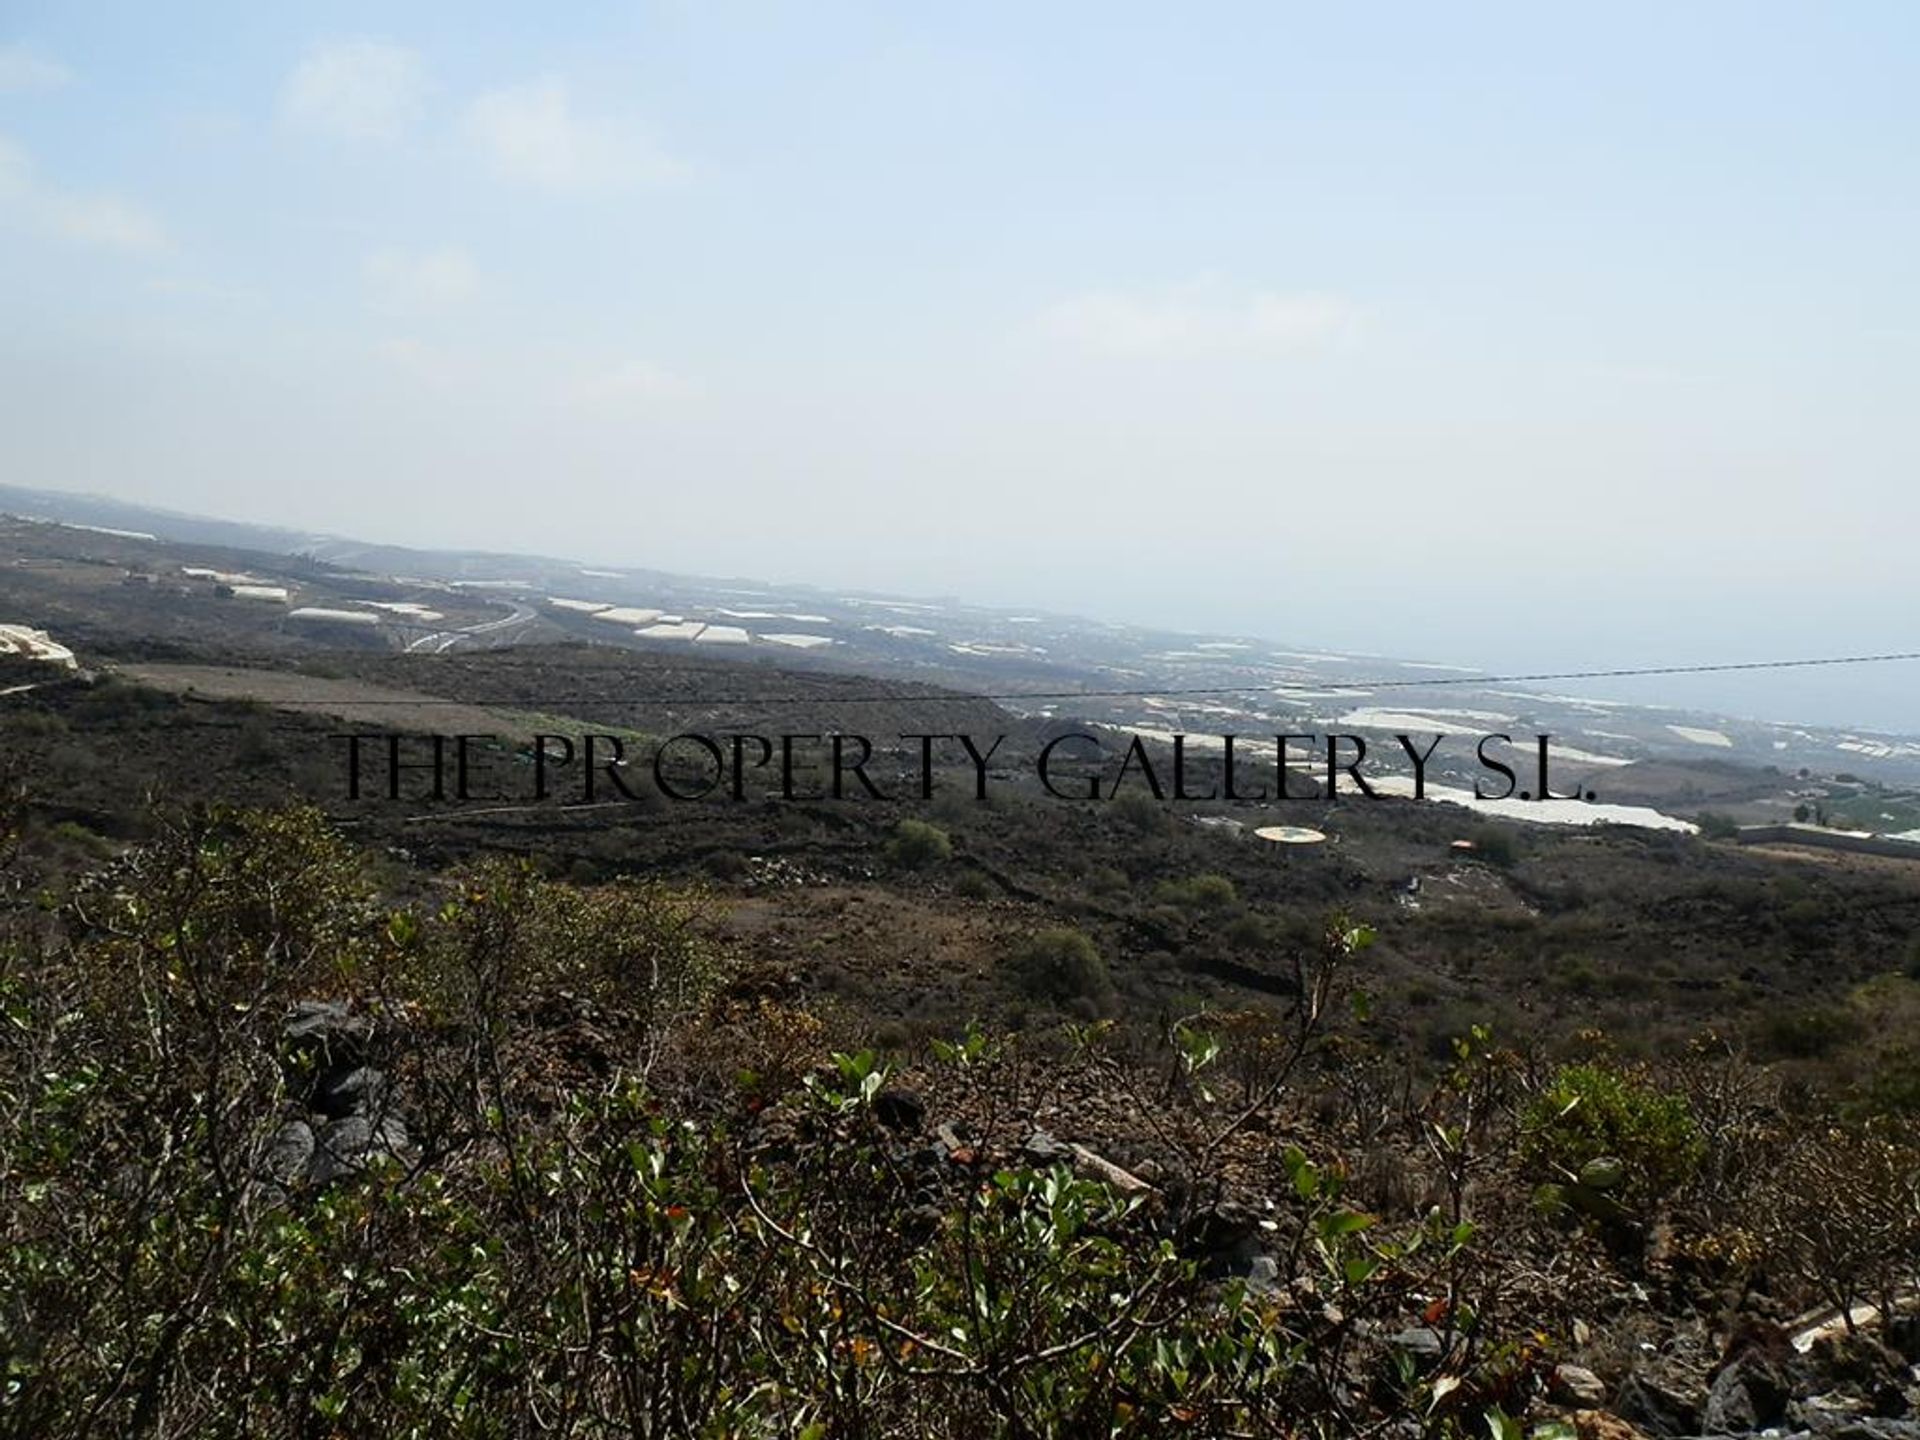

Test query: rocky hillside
[4,806,1917,1438]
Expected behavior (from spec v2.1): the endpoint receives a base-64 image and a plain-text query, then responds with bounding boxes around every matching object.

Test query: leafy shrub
[1521,1061,1704,1209]
[1695,811,1741,841]
[1110,789,1164,836]
[6,803,1919,1436]
[1002,927,1112,1012]
[1467,825,1519,867]
[45,819,113,860]
[1152,873,1239,912]
[1862,1049,1920,1117]
[1223,912,1271,951]
[886,818,952,870]
[951,868,995,900]
[1757,1004,1865,1060]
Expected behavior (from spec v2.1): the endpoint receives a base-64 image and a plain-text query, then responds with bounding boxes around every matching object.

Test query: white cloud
[0,43,72,93]
[279,40,424,141]
[463,77,680,192]
[0,135,165,253]
[1036,282,1361,358]
[571,359,697,408]
[363,246,480,306]
[375,336,694,412]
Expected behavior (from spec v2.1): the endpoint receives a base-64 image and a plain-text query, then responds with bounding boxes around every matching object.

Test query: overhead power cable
[141,647,1920,709]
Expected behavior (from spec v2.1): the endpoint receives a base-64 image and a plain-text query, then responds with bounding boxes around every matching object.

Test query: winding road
[403,600,539,654]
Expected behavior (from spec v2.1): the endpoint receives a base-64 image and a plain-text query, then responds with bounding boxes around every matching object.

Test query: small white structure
[1253,825,1328,845]
[761,633,833,650]
[0,625,77,668]
[590,606,665,626]
[693,624,750,645]
[63,522,155,541]
[636,621,707,641]
[364,601,443,621]
[548,597,612,613]
[287,607,380,627]
[230,585,290,603]
[1667,724,1734,748]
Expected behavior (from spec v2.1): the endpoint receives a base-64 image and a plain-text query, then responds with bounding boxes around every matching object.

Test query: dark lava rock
[1613,1369,1703,1438]
[1387,1328,1447,1368]
[1704,1352,1790,1433]
[1021,1130,1070,1166]
[1797,1334,1912,1395]
[1886,1316,1920,1365]
[873,1087,925,1134]
[1793,1418,1920,1440]
[262,1120,315,1187]
[1182,1201,1266,1278]
[285,1000,373,1064]
[313,1065,387,1119]
[309,1114,410,1185]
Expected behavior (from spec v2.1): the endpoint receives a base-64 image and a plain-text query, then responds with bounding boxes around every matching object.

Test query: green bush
[1861,1049,1920,1117]
[1111,789,1164,836]
[886,818,952,870]
[1223,912,1271,951]
[1152,873,1239,912]
[1696,811,1741,841]
[1467,825,1519,867]
[1002,927,1112,1011]
[1521,1061,1704,1208]
[1757,1004,1865,1061]
[951,868,996,900]
[46,819,114,860]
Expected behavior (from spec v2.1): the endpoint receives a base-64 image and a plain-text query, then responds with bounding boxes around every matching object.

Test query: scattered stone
[873,1087,925,1134]
[1571,1410,1648,1440]
[284,1000,373,1064]
[314,1065,387,1119]
[1552,1364,1611,1408]
[1021,1129,1070,1166]
[1387,1327,1446,1365]
[1612,1370,1702,1438]
[1244,1254,1281,1296]
[309,1114,411,1185]
[1793,1417,1920,1440]
[1886,1315,1920,1365]
[262,1120,314,1187]
[1800,1334,1912,1395]
[1705,1351,1790,1432]
[1184,1202,1264,1277]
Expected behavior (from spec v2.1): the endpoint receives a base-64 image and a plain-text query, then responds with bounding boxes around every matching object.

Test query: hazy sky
[2,4,1915,728]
